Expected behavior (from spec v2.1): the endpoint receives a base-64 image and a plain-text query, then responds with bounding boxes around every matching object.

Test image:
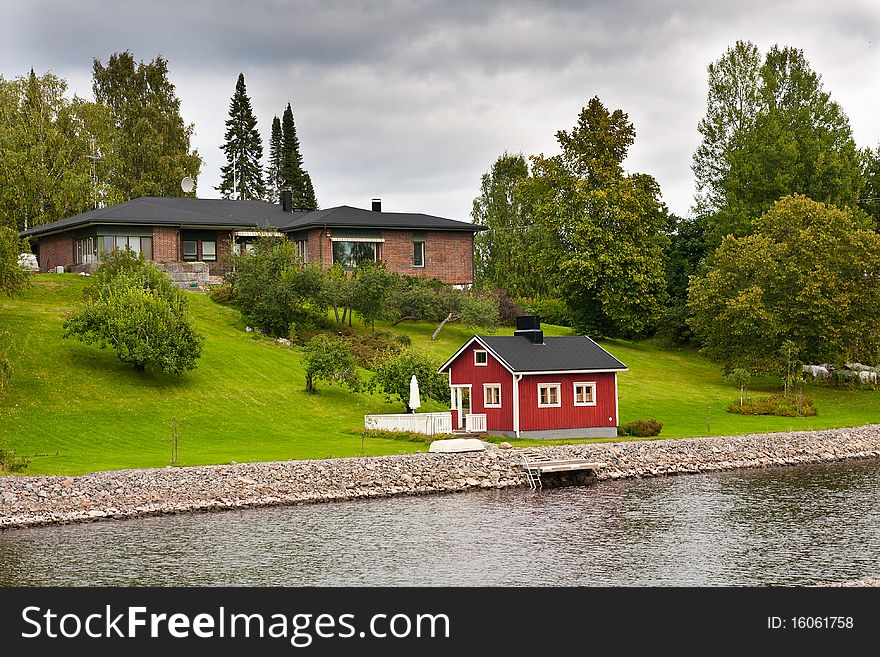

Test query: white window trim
[537,383,561,408]
[474,350,488,366]
[413,240,425,268]
[573,381,597,407]
[483,383,502,408]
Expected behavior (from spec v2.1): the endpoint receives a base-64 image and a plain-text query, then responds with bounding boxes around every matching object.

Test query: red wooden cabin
[438,316,627,439]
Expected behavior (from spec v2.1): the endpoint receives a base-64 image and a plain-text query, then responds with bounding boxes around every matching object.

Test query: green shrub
[208,285,233,305]
[0,446,30,473]
[727,394,817,417]
[362,429,455,444]
[394,333,412,347]
[618,418,663,437]
[62,252,204,375]
[520,297,571,326]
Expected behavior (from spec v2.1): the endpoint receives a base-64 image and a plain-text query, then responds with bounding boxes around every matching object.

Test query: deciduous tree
[688,195,880,374]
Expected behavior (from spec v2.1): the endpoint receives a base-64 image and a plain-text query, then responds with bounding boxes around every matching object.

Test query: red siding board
[518,372,617,431]
[447,343,514,432]
[445,340,619,433]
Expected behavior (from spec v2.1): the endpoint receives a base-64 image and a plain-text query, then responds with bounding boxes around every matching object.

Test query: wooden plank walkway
[520,450,606,490]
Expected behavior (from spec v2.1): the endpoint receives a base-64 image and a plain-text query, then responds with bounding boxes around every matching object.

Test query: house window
[573,382,596,406]
[413,240,425,267]
[538,383,561,408]
[474,350,487,366]
[74,237,97,264]
[244,241,255,254]
[332,241,379,269]
[97,236,152,260]
[295,239,308,263]
[182,240,198,261]
[483,384,501,408]
[201,240,217,261]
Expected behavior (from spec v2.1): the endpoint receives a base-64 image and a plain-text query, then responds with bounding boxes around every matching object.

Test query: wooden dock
[520,450,606,489]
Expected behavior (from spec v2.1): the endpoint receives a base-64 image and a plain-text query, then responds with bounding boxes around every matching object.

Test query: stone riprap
[2,425,880,530]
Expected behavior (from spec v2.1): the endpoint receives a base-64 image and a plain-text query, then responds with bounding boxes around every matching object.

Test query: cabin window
[573,382,596,406]
[201,240,217,261]
[483,384,501,408]
[413,240,425,267]
[474,350,488,366]
[97,235,152,261]
[537,383,561,408]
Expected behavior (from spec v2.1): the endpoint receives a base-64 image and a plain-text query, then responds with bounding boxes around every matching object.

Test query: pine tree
[217,73,265,200]
[280,102,318,209]
[268,115,282,203]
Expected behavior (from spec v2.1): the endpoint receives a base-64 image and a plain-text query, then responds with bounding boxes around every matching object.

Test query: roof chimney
[281,189,292,212]
[372,198,382,212]
[514,315,544,344]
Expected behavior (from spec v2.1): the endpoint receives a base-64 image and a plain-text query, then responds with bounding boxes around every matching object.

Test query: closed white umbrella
[408,374,421,413]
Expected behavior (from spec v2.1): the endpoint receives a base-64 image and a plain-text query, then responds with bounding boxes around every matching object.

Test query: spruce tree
[268,115,282,203]
[280,102,318,209]
[217,73,265,200]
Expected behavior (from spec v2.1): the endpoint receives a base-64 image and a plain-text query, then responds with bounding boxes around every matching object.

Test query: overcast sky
[4,1,879,222]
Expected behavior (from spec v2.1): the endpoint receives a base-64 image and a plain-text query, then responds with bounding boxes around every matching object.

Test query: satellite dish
[181,176,195,194]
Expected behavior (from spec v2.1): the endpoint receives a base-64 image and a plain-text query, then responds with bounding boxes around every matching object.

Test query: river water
[1,459,878,586]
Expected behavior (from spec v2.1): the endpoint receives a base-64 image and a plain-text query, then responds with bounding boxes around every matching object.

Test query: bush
[370,350,450,412]
[618,418,663,437]
[494,290,525,326]
[394,333,412,347]
[520,297,571,327]
[727,394,817,417]
[62,251,204,375]
[208,284,233,305]
[0,446,30,473]
[361,429,455,444]
[0,225,32,296]
[302,335,361,394]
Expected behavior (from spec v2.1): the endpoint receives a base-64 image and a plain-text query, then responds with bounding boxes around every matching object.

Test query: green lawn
[2,274,879,475]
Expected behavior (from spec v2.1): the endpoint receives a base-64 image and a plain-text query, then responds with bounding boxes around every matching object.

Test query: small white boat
[428,438,485,453]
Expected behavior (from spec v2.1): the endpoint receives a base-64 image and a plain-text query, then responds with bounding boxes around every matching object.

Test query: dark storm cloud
[4,1,879,220]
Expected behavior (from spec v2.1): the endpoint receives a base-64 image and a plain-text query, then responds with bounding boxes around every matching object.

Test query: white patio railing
[465,414,487,433]
[364,412,453,436]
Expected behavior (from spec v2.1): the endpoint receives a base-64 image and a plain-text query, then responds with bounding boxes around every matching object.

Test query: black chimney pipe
[281,189,292,212]
[372,198,381,212]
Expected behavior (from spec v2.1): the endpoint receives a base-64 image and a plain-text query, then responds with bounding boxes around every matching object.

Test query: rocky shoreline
[2,424,880,531]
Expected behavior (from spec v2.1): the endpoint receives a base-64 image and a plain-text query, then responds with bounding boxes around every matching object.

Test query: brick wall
[37,233,74,273]
[382,230,474,285]
[153,227,179,262]
[288,228,475,284]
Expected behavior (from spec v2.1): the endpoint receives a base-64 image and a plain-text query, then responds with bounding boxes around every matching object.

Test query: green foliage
[302,334,361,394]
[520,297,570,327]
[268,115,283,203]
[618,418,663,437]
[62,252,204,374]
[723,368,752,407]
[727,394,817,417]
[361,429,455,444]
[370,350,450,412]
[217,73,265,200]
[0,334,11,397]
[688,195,880,374]
[0,226,32,295]
[208,284,233,305]
[861,146,880,227]
[229,237,328,336]
[0,445,30,473]
[280,102,317,210]
[350,260,397,331]
[471,152,544,296]
[693,41,863,246]
[0,70,116,231]
[522,97,669,338]
[92,51,200,200]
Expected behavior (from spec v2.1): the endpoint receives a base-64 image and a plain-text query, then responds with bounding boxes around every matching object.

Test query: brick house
[21,195,483,285]
[438,316,628,439]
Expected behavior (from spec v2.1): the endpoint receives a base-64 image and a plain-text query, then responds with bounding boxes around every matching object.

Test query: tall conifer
[217,73,265,200]
[280,102,318,210]
[268,115,282,203]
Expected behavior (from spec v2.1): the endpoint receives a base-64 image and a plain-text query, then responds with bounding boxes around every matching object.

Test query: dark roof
[441,335,627,374]
[22,198,483,237]
[279,205,483,232]
[21,197,298,237]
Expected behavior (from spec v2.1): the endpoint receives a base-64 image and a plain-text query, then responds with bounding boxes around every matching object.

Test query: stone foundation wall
[2,425,880,530]
[156,261,210,291]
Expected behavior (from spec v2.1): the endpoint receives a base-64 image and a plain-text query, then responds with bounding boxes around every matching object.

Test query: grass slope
[2,274,879,475]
